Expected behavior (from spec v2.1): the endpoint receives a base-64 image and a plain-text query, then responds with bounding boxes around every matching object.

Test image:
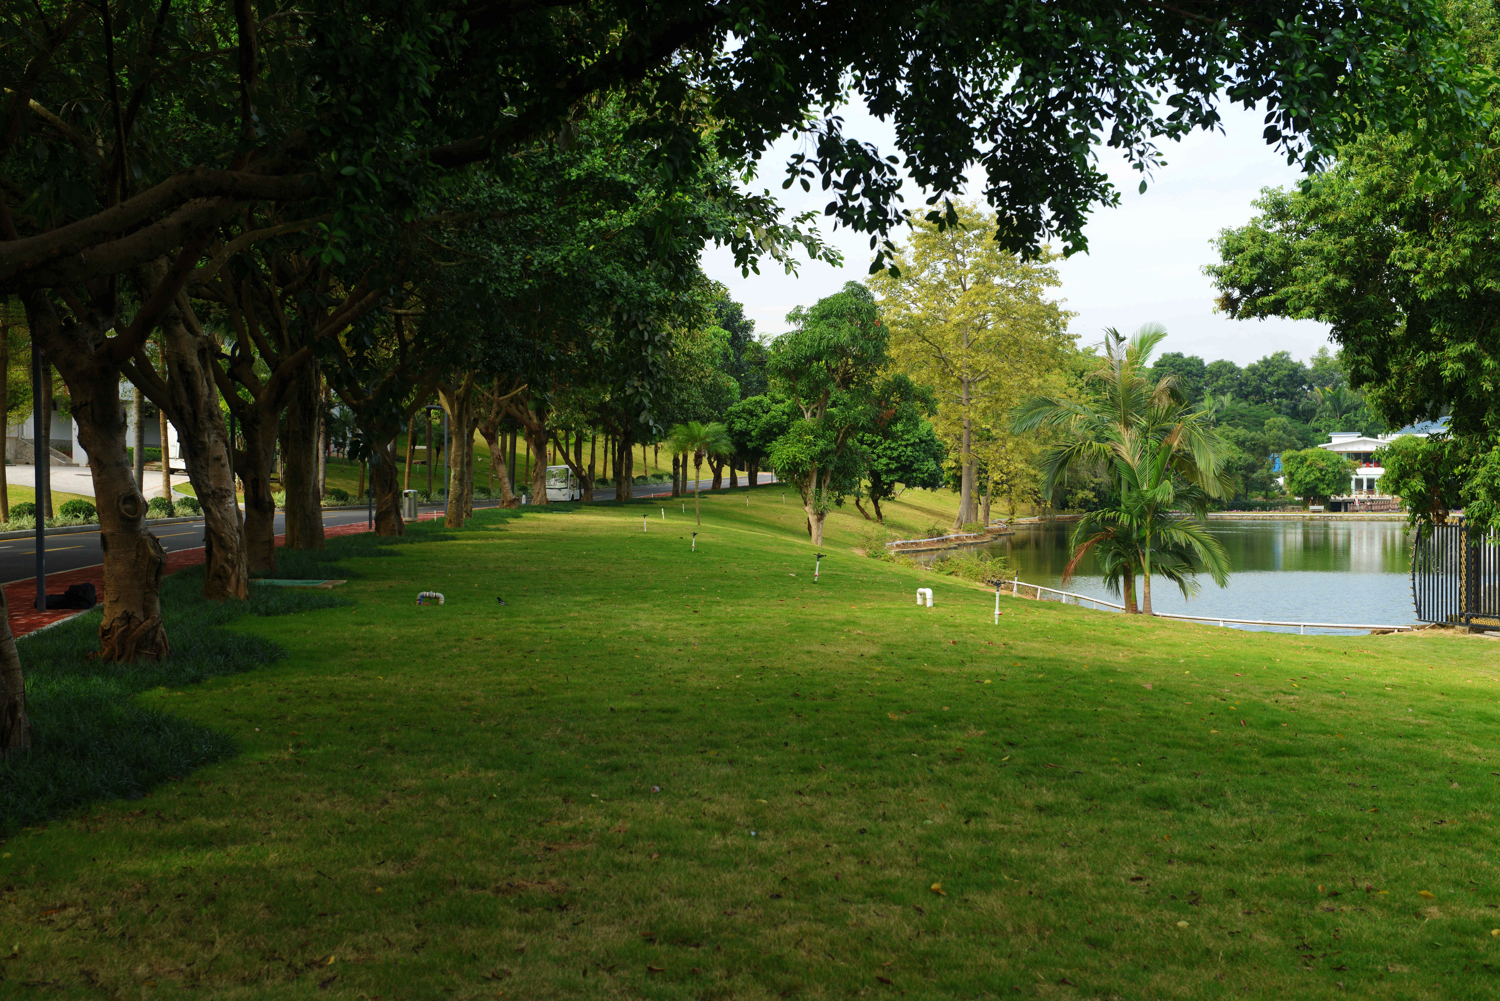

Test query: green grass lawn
[0,482,93,513]
[2,488,1496,999]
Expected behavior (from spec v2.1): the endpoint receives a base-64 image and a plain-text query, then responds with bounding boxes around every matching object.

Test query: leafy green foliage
[767,283,892,528]
[1015,324,1232,610]
[859,375,946,519]
[1281,448,1354,504]
[58,499,97,521]
[1373,434,1479,528]
[725,396,796,474]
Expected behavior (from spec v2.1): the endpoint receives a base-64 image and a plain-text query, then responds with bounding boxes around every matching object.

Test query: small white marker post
[643,515,648,533]
[692,532,697,552]
[661,506,665,520]
[993,579,1002,624]
[814,552,824,583]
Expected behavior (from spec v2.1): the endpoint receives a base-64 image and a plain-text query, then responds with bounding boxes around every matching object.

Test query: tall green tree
[1281,448,1356,505]
[870,203,1073,530]
[1013,324,1232,612]
[667,421,732,524]
[766,283,890,545]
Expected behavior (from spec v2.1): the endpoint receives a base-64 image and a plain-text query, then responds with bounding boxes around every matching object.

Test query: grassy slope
[2,488,1496,1000]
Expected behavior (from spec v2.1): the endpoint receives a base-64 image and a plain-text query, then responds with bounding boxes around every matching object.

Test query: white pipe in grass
[643,515,647,532]
[916,588,933,608]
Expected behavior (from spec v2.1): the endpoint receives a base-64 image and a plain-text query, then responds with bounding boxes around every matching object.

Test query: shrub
[324,486,351,503]
[59,499,98,522]
[11,501,36,519]
[930,550,1011,582]
[272,491,286,507]
[175,496,202,515]
[146,497,176,518]
[473,485,492,500]
[859,521,892,558]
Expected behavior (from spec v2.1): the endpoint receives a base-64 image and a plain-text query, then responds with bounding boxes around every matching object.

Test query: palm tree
[1013,323,1233,613]
[666,421,732,524]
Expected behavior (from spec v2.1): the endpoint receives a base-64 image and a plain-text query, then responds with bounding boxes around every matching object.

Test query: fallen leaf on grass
[876,975,894,985]
[930,882,946,896]
[1176,921,1189,928]
[647,965,665,973]
[1419,891,1436,899]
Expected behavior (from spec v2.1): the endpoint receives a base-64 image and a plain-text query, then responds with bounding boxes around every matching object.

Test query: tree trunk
[68,357,170,660]
[730,461,738,489]
[155,303,249,601]
[615,434,634,500]
[357,460,366,501]
[482,425,518,507]
[854,497,872,520]
[585,433,595,502]
[1122,567,1139,614]
[281,363,324,550]
[525,424,550,505]
[316,382,328,498]
[671,454,680,497]
[953,378,973,530]
[132,388,145,494]
[806,505,826,545]
[982,470,991,526]
[157,402,170,510]
[0,577,26,750]
[371,446,405,536]
[871,493,884,523]
[710,457,723,491]
[1141,563,1153,615]
[439,380,476,529]
[238,401,280,576]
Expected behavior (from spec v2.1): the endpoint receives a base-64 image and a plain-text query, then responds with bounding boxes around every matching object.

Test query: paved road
[0,506,415,587]
[0,475,781,586]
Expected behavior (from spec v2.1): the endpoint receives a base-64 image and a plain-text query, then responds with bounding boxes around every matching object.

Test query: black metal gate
[1411,521,1500,627]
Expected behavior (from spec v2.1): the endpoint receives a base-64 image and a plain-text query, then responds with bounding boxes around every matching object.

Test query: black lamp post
[424,404,447,520]
[31,337,45,611]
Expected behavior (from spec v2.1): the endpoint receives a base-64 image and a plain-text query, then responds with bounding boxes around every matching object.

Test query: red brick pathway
[4,510,446,637]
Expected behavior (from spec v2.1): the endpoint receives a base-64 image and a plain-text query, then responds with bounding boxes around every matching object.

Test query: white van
[545,465,583,502]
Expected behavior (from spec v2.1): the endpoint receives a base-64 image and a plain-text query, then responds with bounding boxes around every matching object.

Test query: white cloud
[700,101,1332,366]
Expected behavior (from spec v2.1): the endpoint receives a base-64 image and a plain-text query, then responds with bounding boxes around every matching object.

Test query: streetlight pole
[31,337,44,612]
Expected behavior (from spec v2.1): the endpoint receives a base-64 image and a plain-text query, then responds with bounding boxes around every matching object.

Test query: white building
[5,383,180,468]
[1316,420,1446,511]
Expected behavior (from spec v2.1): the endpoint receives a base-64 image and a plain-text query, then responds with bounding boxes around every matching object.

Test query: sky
[699,100,1334,367]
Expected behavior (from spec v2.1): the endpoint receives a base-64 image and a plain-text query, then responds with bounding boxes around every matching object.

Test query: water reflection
[964,518,1415,631]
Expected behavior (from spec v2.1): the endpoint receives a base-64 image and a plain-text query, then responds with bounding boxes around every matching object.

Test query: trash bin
[401,489,418,521]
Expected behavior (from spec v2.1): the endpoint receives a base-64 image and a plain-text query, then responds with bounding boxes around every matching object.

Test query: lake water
[960,518,1416,633]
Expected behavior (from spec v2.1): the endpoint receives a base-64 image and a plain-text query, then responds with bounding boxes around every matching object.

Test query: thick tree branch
[0,167,322,282]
